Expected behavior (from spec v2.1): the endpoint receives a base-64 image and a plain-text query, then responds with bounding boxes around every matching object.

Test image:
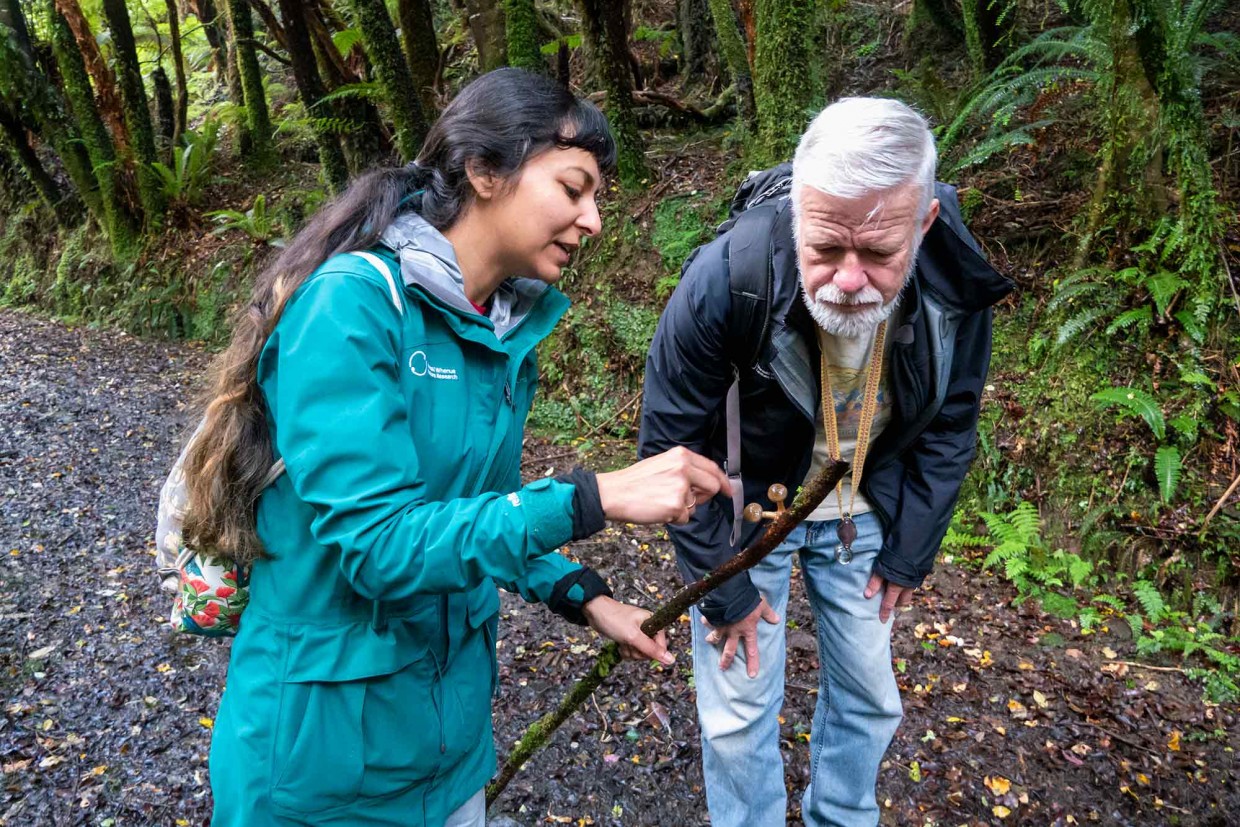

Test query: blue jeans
[691,512,903,827]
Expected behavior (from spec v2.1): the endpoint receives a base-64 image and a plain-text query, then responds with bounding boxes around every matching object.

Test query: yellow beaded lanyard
[819,320,887,564]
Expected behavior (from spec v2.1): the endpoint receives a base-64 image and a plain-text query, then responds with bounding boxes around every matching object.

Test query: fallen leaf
[985,775,1012,795]
[1168,730,1181,752]
[1033,690,1049,708]
[993,805,1012,818]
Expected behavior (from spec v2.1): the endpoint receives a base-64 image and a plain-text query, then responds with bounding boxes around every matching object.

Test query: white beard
[798,256,915,338]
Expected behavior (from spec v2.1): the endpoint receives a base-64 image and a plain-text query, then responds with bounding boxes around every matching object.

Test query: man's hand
[582,596,674,665]
[864,574,915,623]
[700,597,780,678]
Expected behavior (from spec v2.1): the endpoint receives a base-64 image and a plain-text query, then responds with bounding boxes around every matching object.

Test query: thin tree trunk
[0,101,73,222]
[707,0,756,131]
[54,0,131,156]
[350,0,428,162]
[164,0,189,145]
[398,0,440,115]
[247,0,289,51]
[225,0,276,166]
[48,0,141,256]
[152,66,176,159]
[578,0,647,187]
[504,0,542,71]
[100,0,166,225]
[679,0,717,81]
[464,0,507,71]
[277,0,349,192]
[191,0,230,84]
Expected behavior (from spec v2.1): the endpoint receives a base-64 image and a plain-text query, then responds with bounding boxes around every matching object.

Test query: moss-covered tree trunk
[961,0,1009,76]
[152,65,176,159]
[54,0,131,157]
[0,0,95,221]
[464,0,507,71]
[100,0,165,226]
[707,0,756,132]
[225,0,276,167]
[48,0,141,257]
[307,4,388,172]
[164,0,189,145]
[752,0,816,164]
[1078,0,1224,309]
[0,101,73,221]
[277,0,349,192]
[578,0,647,188]
[679,0,717,81]
[398,0,440,115]
[504,0,542,71]
[350,0,428,162]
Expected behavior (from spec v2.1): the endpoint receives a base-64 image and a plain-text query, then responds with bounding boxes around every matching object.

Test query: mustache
[811,283,886,306]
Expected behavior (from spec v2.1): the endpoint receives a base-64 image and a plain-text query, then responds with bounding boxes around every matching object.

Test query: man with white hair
[638,98,1012,826]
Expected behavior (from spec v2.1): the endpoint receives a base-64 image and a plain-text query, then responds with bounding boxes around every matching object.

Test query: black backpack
[713,163,794,376]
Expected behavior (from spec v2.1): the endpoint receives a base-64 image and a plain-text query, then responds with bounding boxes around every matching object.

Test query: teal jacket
[210,217,596,826]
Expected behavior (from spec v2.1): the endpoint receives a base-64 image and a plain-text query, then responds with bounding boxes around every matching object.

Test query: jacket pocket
[269,680,367,815]
[466,581,500,696]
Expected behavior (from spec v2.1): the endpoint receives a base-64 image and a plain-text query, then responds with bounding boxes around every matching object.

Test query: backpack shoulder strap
[721,198,785,547]
[350,250,404,316]
[264,250,402,491]
[725,200,782,370]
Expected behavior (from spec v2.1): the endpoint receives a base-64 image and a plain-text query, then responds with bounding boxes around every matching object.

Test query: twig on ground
[1200,471,1240,535]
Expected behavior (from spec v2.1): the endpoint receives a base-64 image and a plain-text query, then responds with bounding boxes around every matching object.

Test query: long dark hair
[183,69,617,565]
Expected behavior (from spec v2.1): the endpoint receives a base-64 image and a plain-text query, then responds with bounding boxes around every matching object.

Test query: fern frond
[1046,279,1107,312]
[1056,306,1111,346]
[1145,271,1188,318]
[1104,306,1152,336]
[318,82,384,105]
[1089,387,1166,440]
[1134,580,1166,622]
[1154,445,1182,503]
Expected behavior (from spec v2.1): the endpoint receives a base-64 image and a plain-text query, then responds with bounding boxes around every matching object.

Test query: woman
[184,69,728,826]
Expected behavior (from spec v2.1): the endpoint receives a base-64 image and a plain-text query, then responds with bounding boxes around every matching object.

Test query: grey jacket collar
[380,211,550,339]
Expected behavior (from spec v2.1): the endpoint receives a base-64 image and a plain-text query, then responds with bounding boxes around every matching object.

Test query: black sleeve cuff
[546,567,612,625]
[555,466,606,541]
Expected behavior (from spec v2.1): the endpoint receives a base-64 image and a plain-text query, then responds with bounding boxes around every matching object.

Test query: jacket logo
[408,350,459,381]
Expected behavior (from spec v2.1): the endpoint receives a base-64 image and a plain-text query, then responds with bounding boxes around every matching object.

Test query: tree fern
[1089,387,1166,440]
[1154,445,1182,503]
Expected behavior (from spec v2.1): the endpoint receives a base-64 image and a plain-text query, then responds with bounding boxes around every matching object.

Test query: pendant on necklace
[835,516,857,564]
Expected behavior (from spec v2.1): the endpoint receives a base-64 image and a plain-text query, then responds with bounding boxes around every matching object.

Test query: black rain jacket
[638,184,1015,626]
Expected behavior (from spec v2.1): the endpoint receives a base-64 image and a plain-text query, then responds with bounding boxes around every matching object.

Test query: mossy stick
[486,459,849,806]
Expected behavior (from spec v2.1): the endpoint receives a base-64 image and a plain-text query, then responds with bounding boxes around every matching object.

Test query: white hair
[790,97,937,220]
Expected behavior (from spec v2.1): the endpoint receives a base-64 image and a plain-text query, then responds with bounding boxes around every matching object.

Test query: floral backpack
[154,251,401,637]
[154,434,284,637]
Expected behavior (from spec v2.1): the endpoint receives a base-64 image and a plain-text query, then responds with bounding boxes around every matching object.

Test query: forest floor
[1,307,1237,827]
